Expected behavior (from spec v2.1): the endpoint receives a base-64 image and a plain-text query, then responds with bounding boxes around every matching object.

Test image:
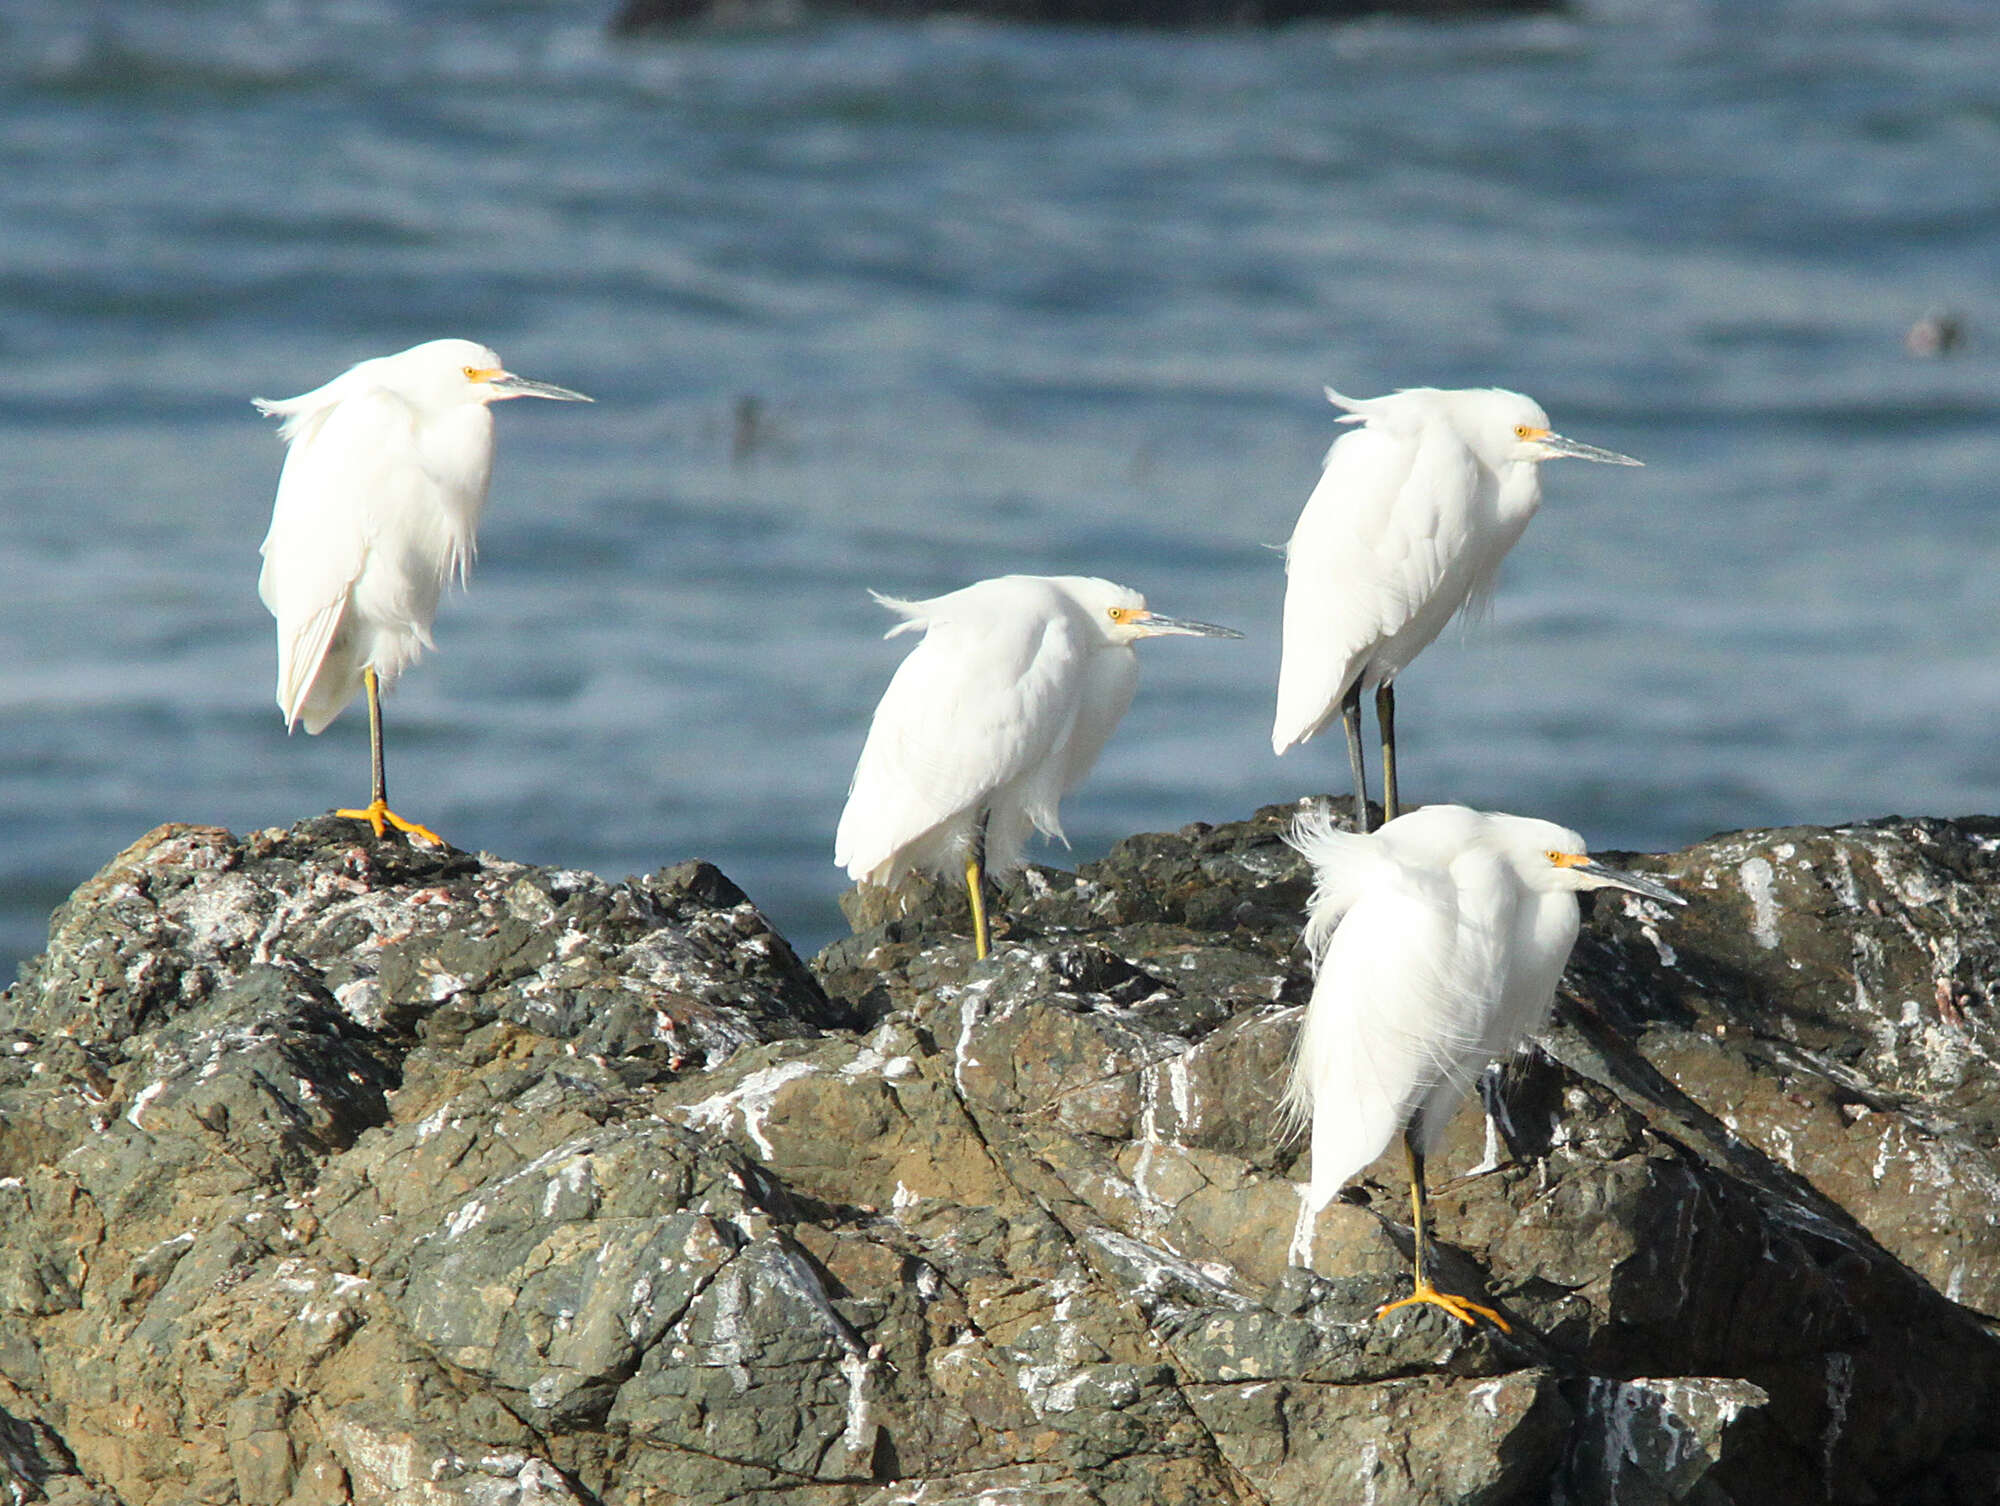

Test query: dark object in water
[1905,310,1966,358]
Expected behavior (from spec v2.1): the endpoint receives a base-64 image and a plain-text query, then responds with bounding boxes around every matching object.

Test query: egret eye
[1107,606,1130,623]
[463,366,481,381]
[1514,424,1534,440]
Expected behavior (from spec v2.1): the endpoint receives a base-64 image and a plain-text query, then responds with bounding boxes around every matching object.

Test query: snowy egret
[1271,388,1640,832]
[255,339,591,843]
[835,574,1242,959]
[1285,802,1681,1330]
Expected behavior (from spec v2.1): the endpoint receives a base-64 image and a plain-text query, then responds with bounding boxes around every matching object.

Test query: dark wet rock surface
[2,806,1998,1503]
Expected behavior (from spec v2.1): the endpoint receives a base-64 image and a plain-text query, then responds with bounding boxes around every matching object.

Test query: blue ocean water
[1,0,1995,979]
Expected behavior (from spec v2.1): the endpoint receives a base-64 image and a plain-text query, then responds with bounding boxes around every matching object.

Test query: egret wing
[835,606,1085,884]
[1287,854,1477,1201]
[1272,416,1480,752]
[257,388,429,730]
[1055,645,1138,797]
[1401,842,1519,1155]
[1419,881,1580,1152]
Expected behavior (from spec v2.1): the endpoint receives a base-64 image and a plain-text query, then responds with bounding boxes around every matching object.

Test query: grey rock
[0,806,1997,1504]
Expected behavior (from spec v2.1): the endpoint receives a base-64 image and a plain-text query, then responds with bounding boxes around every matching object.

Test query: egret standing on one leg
[835,574,1242,960]
[256,339,591,844]
[1285,803,1682,1330]
[1271,388,1641,832]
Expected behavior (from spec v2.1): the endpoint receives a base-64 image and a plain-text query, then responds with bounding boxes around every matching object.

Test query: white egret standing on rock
[256,339,592,844]
[835,574,1242,960]
[1285,802,1682,1330]
[1271,387,1641,832]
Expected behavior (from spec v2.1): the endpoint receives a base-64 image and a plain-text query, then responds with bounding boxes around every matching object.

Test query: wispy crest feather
[1285,803,1381,963]
[868,589,932,639]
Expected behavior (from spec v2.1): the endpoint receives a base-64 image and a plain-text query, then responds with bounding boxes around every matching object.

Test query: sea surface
[1,0,1995,980]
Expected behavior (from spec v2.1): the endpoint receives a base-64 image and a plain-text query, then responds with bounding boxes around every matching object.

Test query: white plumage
[1272,387,1640,830]
[1285,802,1681,1328]
[835,574,1240,957]
[255,337,590,839]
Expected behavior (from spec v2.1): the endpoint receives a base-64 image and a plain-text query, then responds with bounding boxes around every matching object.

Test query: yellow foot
[1374,1281,1511,1333]
[335,800,445,847]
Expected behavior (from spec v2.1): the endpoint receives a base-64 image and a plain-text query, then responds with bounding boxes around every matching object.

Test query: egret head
[391,339,594,410]
[1499,817,1683,906]
[1064,579,1244,647]
[1461,389,1641,469]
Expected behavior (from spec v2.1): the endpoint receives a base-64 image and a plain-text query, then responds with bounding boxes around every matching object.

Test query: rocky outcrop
[610,0,1560,34]
[1,807,1997,1504]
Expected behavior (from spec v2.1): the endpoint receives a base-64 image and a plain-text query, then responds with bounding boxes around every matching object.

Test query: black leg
[1376,681,1398,823]
[1340,680,1371,832]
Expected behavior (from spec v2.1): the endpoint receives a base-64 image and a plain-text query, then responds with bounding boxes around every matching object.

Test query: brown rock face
[1,806,1997,1504]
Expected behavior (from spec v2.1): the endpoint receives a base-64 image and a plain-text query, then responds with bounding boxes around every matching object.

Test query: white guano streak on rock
[1131,1061,1166,1227]
[672,1059,817,1161]
[334,977,386,1031]
[126,1079,167,1129]
[948,976,1002,1099]
[838,1044,915,1082]
[445,1196,488,1240]
[1829,846,1861,911]
[1738,857,1780,950]
[1823,1352,1853,1491]
[542,1154,594,1219]
[1167,1052,1196,1136]
[1590,1379,1693,1493]
[1010,1265,1087,1415]
[1468,1091,1505,1177]
[415,1102,453,1143]
[1287,1181,1320,1270]
[1128,1041,1204,1230]
[1865,841,1947,910]
[1084,1227,1251,1310]
[1872,1124,1898,1185]
[170,870,266,961]
[441,1133,617,1242]
[839,1350,874,1459]
[705,1266,755,1393]
[772,1241,867,1358]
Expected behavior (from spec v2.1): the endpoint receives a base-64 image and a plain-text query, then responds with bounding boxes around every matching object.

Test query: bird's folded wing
[1284,864,1472,1186]
[835,612,1081,881]
[1054,646,1138,802]
[1274,424,1474,748]
[257,390,427,727]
